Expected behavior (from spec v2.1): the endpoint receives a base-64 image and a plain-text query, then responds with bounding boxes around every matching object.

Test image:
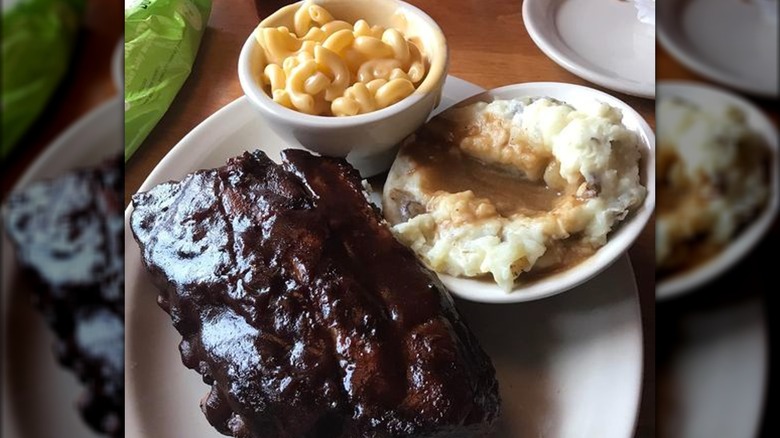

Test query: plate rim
[656,0,779,98]
[522,0,656,99]
[609,254,644,438]
[655,80,780,299]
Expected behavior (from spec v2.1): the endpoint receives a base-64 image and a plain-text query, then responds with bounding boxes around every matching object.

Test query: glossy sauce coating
[131,150,500,438]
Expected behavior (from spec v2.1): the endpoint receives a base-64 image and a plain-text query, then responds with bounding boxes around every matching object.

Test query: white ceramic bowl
[522,0,656,99]
[425,82,656,303]
[238,0,448,177]
[656,81,780,300]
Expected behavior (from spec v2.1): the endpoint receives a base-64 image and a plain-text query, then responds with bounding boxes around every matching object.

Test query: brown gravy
[520,239,597,284]
[407,143,561,217]
[657,217,760,282]
[403,136,601,284]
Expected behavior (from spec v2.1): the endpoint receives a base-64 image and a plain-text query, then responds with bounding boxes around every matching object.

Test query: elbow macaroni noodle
[255,2,427,116]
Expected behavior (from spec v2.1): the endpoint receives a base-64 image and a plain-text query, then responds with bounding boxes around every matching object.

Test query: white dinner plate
[657,0,779,98]
[124,76,644,438]
[655,81,780,300]
[659,298,768,438]
[522,0,655,99]
[1,96,123,438]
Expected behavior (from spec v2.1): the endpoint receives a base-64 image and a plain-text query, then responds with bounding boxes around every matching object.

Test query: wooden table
[124,1,656,436]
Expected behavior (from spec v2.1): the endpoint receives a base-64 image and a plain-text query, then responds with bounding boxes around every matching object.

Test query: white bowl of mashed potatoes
[656,81,779,299]
[238,0,448,177]
[383,82,655,302]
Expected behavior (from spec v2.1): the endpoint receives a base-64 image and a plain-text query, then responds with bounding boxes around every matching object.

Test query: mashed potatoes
[656,98,770,275]
[383,97,647,290]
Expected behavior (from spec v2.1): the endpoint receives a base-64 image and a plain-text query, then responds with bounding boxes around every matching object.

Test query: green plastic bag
[1,0,85,158]
[124,0,212,161]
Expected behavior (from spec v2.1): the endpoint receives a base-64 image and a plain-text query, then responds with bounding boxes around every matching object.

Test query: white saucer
[522,0,655,99]
[1,97,122,438]
[124,76,644,438]
[657,0,779,98]
[656,81,779,300]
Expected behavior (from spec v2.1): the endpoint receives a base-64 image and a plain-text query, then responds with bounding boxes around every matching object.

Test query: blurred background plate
[124,76,644,438]
[657,0,779,98]
[416,82,654,303]
[658,297,768,438]
[522,0,655,99]
[656,81,780,299]
[1,97,122,438]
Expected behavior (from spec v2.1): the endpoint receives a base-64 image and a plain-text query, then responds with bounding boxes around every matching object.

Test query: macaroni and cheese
[254,2,427,116]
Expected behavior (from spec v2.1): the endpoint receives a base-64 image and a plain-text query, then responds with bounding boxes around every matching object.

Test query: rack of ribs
[3,156,125,436]
[130,149,500,437]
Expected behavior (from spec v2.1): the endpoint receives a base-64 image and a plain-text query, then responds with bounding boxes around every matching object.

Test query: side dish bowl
[238,0,448,176]
[656,81,779,300]
[432,82,656,303]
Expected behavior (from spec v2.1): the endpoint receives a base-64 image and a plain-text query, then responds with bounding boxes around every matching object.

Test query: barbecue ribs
[130,149,500,437]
